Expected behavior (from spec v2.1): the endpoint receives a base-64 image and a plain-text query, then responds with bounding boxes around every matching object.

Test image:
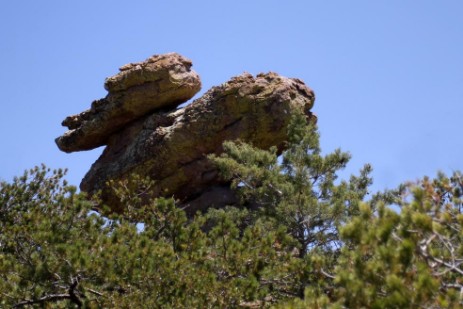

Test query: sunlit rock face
[56,53,316,215]
[56,53,201,152]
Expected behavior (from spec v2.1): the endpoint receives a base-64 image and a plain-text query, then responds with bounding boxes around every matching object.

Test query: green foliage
[0,165,104,307]
[0,167,295,307]
[340,173,463,308]
[287,172,463,308]
[1,116,462,308]
[211,115,371,250]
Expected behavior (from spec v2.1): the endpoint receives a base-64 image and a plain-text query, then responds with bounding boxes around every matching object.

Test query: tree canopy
[1,115,462,308]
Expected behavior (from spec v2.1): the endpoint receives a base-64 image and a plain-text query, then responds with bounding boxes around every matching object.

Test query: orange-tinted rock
[80,72,315,213]
[56,53,201,152]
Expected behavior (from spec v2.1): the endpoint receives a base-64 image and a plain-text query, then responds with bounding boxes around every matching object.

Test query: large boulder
[56,54,316,214]
[81,72,315,213]
[56,53,201,152]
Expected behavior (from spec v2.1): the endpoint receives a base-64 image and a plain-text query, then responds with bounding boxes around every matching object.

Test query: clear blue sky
[1,1,462,194]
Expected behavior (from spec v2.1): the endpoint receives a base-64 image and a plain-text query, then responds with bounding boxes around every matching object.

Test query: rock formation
[56,53,316,215]
[56,53,201,152]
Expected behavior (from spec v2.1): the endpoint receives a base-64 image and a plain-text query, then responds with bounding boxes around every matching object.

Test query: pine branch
[13,294,71,308]
[14,276,86,308]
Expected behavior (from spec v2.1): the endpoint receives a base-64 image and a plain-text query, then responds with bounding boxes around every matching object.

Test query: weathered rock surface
[56,53,201,152]
[56,53,316,214]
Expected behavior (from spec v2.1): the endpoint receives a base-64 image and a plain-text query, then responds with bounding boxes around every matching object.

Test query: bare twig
[13,294,71,308]
[320,268,335,279]
[86,287,104,297]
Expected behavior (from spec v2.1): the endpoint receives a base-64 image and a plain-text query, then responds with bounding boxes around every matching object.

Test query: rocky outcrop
[56,53,316,214]
[56,53,201,152]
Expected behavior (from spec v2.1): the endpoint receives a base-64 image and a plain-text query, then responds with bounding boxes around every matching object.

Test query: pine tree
[283,172,463,308]
[210,113,373,299]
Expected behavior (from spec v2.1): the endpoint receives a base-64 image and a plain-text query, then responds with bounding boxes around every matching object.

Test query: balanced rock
[56,53,316,214]
[56,53,201,152]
